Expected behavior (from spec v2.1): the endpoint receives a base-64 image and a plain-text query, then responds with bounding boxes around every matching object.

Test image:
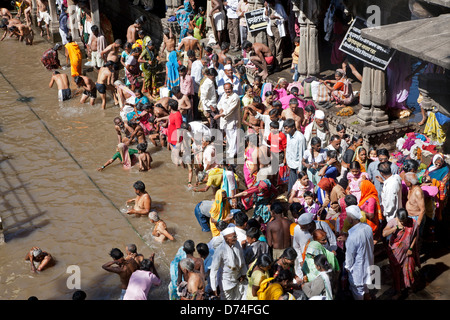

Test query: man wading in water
[126,180,151,216]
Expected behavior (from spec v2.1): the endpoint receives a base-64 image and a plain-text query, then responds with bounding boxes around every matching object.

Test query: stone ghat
[244,66,418,152]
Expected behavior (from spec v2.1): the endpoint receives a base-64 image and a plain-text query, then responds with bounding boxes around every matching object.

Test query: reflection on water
[0,37,211,300]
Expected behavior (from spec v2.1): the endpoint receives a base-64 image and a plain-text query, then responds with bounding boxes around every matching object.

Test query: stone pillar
[31,0,38,26]
[357,64,389,127]
[67,0,82,45]
[357,65,373,125]
[89,0,100,28]
[48,0,62,43]
[295,0,320,79]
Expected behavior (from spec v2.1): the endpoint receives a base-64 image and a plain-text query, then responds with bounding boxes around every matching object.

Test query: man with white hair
[303,110,330,148]
[178,258,206,300]
[217,64,242,99]
[343,205,374,300]
[25,247,55,272]
[404,172,426,231]
[209,227,247,300]
[149,211,175,243]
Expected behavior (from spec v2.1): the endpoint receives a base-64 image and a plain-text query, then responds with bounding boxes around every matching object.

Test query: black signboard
[339,17,395,70]
[245,8,268,33]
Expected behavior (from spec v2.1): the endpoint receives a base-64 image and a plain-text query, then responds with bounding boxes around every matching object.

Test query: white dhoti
[223,283,246,301]
[37,11,51,25]
[225,127,238,160]
[213,12,225,31]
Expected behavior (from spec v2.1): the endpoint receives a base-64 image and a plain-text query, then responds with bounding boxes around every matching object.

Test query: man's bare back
[178,36,200,54]
[267,217,291,250]
[282,107,304,131]
[51,73,69,90]
[97,67,112,85]
[127,24,139,43]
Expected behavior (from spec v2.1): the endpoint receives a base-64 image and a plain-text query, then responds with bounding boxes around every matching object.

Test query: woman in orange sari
[358,180,381,243]
[65,36,82,78]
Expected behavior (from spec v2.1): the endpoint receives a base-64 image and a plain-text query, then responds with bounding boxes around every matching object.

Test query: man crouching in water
[25,247,55,272]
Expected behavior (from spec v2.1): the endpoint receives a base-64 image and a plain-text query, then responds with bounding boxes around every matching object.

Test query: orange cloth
[358,179,382,225]
[65,42,82,77]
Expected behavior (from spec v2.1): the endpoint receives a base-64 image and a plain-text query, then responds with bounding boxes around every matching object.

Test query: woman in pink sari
[243,134,259,188]
[382,208,420,298]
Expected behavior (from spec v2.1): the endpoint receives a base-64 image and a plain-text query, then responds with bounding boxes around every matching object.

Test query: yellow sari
[65,42,82,77]
[209,189,230,237]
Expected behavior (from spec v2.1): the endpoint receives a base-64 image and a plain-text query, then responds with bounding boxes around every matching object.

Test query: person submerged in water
[149,211,174,243]
[126,180,152,216]
[137,142,152,172]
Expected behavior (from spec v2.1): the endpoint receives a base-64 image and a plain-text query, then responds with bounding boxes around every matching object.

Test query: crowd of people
[3,0,449,302]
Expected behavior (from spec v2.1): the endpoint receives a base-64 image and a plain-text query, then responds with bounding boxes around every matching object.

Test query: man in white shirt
[210,227,247,300]
[304,110,330,149]
[366,148,399,203]
[215,83,241,160]
[189,54,209,120]
[379,161,403,222]
[283,118,306,194]
[342,205,374,300]
[217,64,242,99]
[326,135,343,162]
[225,0,240,51]
[200,68,219,128]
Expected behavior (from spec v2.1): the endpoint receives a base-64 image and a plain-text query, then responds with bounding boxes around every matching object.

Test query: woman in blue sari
[166,51,180,91]
[168,246,186,300]
[176,0,195,42]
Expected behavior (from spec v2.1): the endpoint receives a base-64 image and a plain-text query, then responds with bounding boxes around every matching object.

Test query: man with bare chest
[281,98,304,132]
[171,86,192,123]
[127,120,146,145]
[101,39,123,78]
[36,0,51,40]
[74,75,97,105]
[126,18,143,43]
[160,28,176,61]
[243,41,274,80]
[266,202,292,260]
[96,61,115,109]
[177,29,202,62]
[87,25,106,69]
[102,248,139,299]
[9,23,33,45]
[49,71,71,101]
[126,180,151,216]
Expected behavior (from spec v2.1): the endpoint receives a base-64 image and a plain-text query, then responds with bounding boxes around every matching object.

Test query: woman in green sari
[138,40,158,98]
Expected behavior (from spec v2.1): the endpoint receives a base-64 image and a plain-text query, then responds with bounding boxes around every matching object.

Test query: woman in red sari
[358,180,381,243]
[382,208,420,298]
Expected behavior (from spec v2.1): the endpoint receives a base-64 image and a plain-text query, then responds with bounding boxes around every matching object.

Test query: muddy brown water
[0,36,213,300]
